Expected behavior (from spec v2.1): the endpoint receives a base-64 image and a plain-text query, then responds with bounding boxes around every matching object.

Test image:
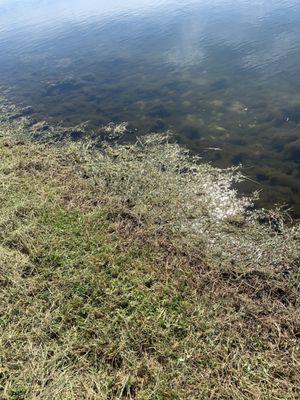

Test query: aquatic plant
[78,133,300,278]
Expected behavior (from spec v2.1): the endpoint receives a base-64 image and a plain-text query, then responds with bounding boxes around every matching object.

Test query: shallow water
[0,0,300,214]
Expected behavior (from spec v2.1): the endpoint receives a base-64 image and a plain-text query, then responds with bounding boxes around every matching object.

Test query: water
[0,0,300,214]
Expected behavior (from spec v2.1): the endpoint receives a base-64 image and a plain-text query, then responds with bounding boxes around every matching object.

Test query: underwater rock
[256,172,269,182]
[284,139,300,161]
[86,94,102,104]
[210,99,224,107]
[44,78,81,95]
[229,137,247,146]
[81,73,96,82]
[182,125,201,140]
[151,119,167,131]
[231,152,249,166]
[210,78,230,91]
[148,105,171,118]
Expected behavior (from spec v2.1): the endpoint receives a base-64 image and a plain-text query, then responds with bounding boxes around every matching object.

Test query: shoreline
[0,97,299,399]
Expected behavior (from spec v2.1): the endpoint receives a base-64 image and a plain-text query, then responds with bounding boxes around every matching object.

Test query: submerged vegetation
[0,100,300,399]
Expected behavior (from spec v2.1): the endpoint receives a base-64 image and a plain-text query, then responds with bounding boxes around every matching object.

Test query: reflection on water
[0,0,300,214]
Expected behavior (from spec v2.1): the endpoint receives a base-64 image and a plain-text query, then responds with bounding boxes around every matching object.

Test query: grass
[0,104,299,399]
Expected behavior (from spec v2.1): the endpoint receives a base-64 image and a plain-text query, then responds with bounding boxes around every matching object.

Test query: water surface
[0,0,300,214]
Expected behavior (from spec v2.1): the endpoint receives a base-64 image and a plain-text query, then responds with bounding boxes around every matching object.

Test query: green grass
[0,130,299,399]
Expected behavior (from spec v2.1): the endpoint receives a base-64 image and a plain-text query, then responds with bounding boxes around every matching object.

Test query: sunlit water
[0,0,300,214]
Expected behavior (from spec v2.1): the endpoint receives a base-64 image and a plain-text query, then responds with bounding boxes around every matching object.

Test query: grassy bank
[0,104,299,399]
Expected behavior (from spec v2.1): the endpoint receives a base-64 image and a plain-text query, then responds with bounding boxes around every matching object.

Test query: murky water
[0,0,300,214]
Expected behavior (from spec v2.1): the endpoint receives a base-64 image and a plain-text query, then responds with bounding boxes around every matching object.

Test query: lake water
[0,0,300,215]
